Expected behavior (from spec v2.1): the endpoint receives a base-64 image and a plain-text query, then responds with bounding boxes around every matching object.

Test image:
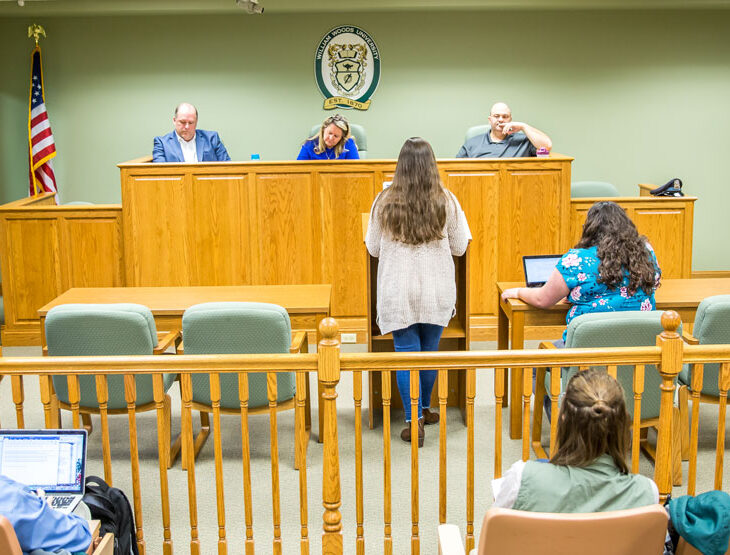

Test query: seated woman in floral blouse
[501,201,661,344]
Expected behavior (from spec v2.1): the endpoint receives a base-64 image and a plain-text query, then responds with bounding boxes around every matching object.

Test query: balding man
[152,103,231,163]
[456,102,552,158]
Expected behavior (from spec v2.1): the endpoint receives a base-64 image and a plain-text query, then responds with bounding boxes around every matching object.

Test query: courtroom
[0,1,728,554]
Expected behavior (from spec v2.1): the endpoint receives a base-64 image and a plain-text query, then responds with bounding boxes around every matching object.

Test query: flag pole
[27,24,46,197]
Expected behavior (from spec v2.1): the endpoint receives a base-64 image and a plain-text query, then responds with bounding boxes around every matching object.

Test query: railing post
[319,318,343,555]
[655,310,682,501]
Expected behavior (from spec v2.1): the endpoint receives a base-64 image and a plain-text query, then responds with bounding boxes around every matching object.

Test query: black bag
[82,475,139,555]
[651,178,684,197]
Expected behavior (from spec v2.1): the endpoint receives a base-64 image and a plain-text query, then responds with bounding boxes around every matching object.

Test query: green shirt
[513,455,657,513]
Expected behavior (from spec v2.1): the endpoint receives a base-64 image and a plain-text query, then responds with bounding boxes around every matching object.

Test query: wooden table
[38,284,331,440]
[497,278,730,439]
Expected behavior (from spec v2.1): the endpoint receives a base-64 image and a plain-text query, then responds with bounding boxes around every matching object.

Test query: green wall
[0,10,727,269]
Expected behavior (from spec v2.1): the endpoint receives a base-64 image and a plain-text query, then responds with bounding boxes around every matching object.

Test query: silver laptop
[523,255,562,287]
[0,429,87,514]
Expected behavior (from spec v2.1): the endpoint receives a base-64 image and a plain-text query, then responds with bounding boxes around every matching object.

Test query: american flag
[28,45,58,199]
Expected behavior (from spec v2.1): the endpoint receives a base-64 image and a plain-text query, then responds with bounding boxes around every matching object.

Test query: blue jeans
[392,323,444,422]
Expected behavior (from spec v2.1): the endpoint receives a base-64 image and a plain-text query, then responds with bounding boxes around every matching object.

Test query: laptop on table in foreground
[0,429,87,514]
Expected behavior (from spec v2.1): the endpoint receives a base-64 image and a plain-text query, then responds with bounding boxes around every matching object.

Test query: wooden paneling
[123,174,187,286]
[320,172,374,316]
[118,158,575,341]
[4,218,62,325]
[632,208,687,279]
[498,167,565,282]
[253,173,319,285]
[188,175,248,285]
[445,171,499,316]
[570,197,695,279]
[0,194,124,345]
[63,217,124,287]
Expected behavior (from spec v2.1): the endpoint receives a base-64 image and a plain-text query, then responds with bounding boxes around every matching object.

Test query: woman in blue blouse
[501,201,661,343]
[297,114,360,160]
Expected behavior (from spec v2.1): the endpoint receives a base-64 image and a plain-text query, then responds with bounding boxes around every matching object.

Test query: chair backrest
[690,295,730,397]
[564,311,670,420]
[0,516,22,555]
[182,302,294,409]
[570,181,620,198]
[308,123,368,157]
[476,505,668,555]
[465,124,489,142]
[45,303,159,409]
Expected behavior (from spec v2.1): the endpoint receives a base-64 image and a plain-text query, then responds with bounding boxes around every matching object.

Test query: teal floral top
[556,245,661,341]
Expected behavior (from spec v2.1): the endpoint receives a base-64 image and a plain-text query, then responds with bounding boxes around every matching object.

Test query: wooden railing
[0,312,728,554]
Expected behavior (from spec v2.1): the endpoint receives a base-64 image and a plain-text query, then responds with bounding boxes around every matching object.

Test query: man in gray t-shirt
[456,102,552,158]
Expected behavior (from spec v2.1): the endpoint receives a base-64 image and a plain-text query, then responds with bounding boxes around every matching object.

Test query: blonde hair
[550,368,631,473]
[307,114,351,157]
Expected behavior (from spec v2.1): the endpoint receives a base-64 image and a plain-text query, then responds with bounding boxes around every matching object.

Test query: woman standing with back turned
[366,137,470,446]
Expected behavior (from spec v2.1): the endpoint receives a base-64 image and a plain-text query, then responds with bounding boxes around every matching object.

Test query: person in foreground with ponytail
[492,368,659,512]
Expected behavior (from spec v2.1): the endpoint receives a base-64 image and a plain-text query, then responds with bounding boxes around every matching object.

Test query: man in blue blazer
[152,102,231,162]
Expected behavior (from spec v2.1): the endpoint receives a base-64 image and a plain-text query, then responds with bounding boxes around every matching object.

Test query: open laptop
[0,429,87,514]
[523,254,562,287]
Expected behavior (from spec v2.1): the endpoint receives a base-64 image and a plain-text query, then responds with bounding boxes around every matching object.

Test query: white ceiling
[1,0,729,16]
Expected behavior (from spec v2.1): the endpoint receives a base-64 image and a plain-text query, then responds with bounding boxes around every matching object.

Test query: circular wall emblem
[314,25,381,111]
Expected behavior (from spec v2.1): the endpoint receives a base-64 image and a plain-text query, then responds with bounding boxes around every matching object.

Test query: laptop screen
[523,255,562,287]
[0,429,87,494]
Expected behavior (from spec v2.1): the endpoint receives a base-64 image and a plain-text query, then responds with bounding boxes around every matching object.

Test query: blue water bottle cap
[250,153,261,160]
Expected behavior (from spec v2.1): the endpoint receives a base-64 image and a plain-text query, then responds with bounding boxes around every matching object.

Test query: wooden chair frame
[42,329,184,468]
[179,330,311,469]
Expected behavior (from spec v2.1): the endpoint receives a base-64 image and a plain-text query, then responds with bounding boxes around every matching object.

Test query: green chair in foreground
[678,295,730,461]
[532,310,681,484]
[44,303,182,468]
[180,302,310,468]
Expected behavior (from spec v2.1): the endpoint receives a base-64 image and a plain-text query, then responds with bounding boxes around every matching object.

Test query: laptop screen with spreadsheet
[0,429,87,494]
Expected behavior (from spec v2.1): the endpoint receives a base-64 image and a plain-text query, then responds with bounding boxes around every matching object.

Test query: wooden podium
[362,214,470,429]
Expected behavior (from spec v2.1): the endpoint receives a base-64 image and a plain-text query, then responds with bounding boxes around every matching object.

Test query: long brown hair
[576,201,657,296]
[550,368,630,473]
[375,137,449,245]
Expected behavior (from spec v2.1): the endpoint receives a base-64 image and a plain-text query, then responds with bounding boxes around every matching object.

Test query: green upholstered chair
[678,295,730,459]
[570,181,620,198]
[44,303,182,466]
[180,302,310,466]
[308,123,367,158]
[464,124,490,142]
[532,311,680,476]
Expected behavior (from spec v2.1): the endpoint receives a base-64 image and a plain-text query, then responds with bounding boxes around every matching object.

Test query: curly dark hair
[575,201,658,296]
[375,137,451,245]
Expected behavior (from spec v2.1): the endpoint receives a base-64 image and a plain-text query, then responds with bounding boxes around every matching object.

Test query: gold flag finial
[27,24,46,46]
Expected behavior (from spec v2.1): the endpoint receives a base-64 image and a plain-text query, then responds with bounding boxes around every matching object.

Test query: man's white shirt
[177,132,198,163]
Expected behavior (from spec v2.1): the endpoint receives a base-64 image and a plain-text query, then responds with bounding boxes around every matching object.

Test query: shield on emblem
[335,59,361,92]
